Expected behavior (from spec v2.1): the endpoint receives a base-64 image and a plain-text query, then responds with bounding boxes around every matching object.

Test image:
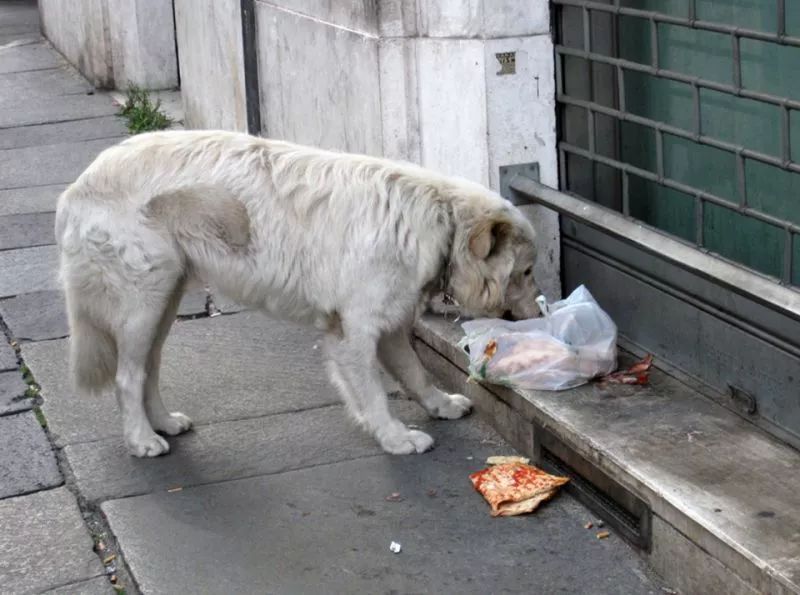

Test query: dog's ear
[468,218,512,260]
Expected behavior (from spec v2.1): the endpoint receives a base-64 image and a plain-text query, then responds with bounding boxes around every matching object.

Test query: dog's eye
[523,267,533,277]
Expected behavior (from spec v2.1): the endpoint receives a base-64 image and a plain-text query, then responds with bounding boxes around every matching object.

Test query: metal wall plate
[499,163,539,205]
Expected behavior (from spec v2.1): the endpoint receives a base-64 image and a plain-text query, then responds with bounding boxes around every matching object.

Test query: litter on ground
[469,462,569,517]
[599,354,653,386]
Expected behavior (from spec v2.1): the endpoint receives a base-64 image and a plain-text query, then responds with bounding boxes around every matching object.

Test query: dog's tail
[57,186,118,397]
[66,295,118,397]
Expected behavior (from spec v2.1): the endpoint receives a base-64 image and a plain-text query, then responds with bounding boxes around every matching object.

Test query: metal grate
[553,0,800,288]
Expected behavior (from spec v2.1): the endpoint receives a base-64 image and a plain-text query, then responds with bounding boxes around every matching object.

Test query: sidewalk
[0,3,668,593]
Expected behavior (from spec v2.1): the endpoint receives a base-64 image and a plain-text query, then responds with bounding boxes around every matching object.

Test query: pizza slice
[469,462,569,517]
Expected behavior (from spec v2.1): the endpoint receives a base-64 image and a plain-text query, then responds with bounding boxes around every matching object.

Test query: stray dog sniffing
[56,131,541,458]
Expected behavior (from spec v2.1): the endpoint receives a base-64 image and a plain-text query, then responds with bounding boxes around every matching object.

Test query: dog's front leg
[378,327,473,419]
[324,329,434,455]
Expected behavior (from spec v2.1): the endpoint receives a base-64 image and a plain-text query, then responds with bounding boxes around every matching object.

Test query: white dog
[55,130,541,458]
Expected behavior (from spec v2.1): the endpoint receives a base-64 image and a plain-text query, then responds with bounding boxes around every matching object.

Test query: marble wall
[39,0,178,90]
[174,0,247,131]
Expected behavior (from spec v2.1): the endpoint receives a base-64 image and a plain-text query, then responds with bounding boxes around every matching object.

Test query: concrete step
[415,314,800,595]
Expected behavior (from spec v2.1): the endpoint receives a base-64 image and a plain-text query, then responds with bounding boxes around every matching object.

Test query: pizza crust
[469,462,569,517]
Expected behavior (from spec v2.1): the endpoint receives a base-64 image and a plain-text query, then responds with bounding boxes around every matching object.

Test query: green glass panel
[740,39,800,99]
[594,162,623,211]
[620,0,690,18]
[744,160,800,227]
[793,234,800,285]
[663,135,737,201]
[787,4,800,37]
[659,24,732,85]
[696,0,774,32]
[618,15,651,66]
[620,120,657,172]
[629,175,696,242]
[626,70,695,130]
[703,203,783,278]
[700,88,781,157]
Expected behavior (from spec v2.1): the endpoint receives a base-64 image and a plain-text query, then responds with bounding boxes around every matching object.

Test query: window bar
[688,0,696,23]
[583,6,591,52]
[622,171,630,216]
[777,0,786,38]
[553,0,800,49]
[692,83,702,140]
[556,45,800,112]
[650,17,659,69]
[732,33,742,90]
[559,147,568,191]
[555,50,564,97]
[781,104,791,165]
[616,64,626,112]
[583,5,596,203]
[655,128,665,180]
[558,141,800,235]
[695,195,705,247]
[556,91,800,175]
[736,151,747,208]
[783,227,794,284]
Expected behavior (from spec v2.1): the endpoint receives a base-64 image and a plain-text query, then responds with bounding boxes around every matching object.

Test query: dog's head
[447,200,541,320]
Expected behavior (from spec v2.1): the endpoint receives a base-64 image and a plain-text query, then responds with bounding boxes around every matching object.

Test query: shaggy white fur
[55,130,541,457]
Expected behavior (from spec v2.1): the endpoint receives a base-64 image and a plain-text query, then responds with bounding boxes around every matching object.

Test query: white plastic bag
[459,285,617,391]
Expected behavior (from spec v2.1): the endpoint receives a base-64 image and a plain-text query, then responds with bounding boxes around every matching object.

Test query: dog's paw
[377,424,435,455]
[427,393,473,420]
[126,432,171,458]
[152,412,193,436]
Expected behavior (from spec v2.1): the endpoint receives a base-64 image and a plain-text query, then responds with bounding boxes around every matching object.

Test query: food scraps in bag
[469,462,569,517]
[599,354,654,386]
[460,285,618,391]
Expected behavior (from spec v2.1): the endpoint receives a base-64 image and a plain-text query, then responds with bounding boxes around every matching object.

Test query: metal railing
[552,0,799,287]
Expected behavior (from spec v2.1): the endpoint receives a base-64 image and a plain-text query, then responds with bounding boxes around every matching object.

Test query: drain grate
[535,425,652,551]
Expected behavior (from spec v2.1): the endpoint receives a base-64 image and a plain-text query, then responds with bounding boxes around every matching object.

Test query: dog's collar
[441,264,455,306]
[439,234,458,308]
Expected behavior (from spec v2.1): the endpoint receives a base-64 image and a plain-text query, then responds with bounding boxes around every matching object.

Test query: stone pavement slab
[0,288,210,343]
[0,340,17,371]
[0,137,124,189]
[0,370,30,414]
[0,90,120,128]
[40,577,114,595]
[0,411,62,498]
[0,114,126,150]
[0,290,67,341]
[0,0,40,31]
[66,401,432,503]
[177,288,208,317]
[0,29,39,45]
[0,184,65,216]
[0,244,57,298]
[103,450,662,595]
[0,487,106,594]
[0,211,55,249]
[24,312,339,446]
[0,66,93,104]
[0,41,61,74]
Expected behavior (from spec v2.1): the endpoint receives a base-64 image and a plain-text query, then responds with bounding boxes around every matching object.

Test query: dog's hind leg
[324,324,434,455]
[143,278,193,436]
[378,327,473,420]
